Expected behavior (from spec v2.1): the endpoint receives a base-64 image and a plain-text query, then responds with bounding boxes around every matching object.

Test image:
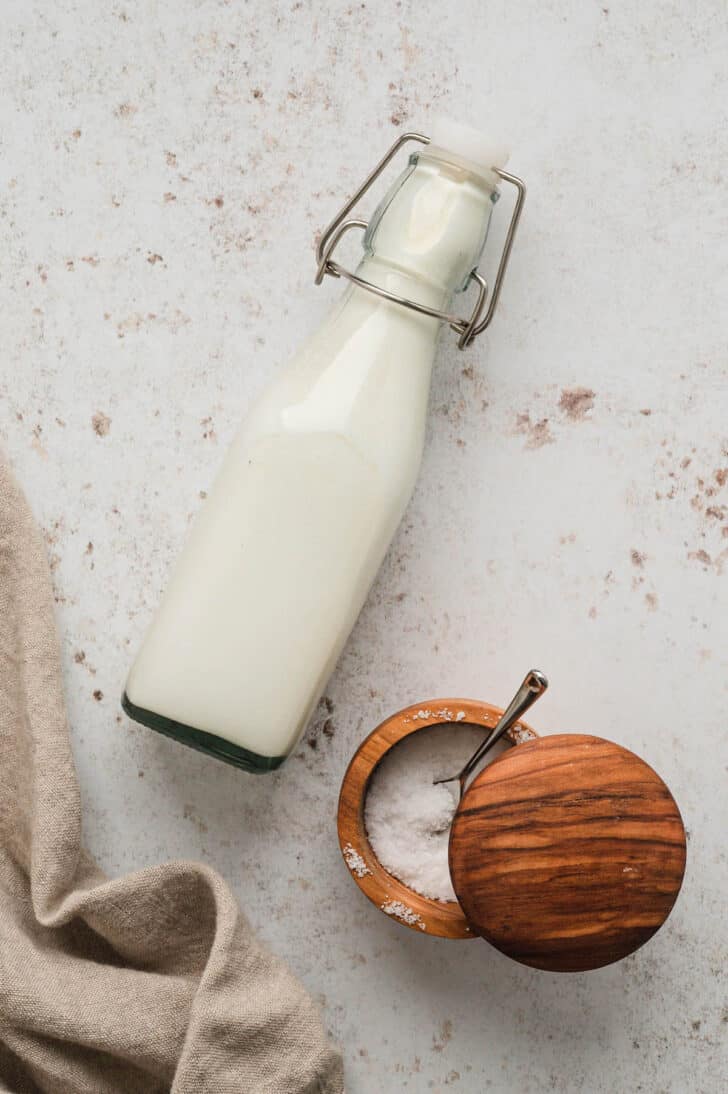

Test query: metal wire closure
[314,132,526,349]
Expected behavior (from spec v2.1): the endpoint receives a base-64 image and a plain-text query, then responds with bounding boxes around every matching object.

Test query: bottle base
[121,692,287,773]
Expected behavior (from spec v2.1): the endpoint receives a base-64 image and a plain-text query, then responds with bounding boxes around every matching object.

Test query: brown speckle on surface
[200,416,217,441]
[115,309,188,338]
[432,1019,453,1052]
[147,252,164,265]
[387,79,410,130]
[252,87,263,99]
[115,102,138,118]
[515,412,554,449]
[631,549,647,568]
[163,192,177,202]
[559,387,596,421]
[645,592,658,611]
[165,150,177,166]
[91,411,111,437]
[183,804,209,836]
[74,647,96,675]
[304,695,337,753]
[688,549,712,567]
[640,408,653,416]
[92,689,103,702]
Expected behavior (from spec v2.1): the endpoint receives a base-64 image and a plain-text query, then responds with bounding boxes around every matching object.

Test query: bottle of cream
[123,119,525,771]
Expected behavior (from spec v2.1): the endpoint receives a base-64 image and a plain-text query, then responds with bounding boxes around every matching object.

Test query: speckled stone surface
[2,3,726,1091]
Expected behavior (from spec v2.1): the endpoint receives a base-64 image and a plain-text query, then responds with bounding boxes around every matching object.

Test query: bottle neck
[354,151,498,315]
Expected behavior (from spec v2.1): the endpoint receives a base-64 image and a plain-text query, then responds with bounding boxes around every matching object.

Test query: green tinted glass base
[121,692,286,773]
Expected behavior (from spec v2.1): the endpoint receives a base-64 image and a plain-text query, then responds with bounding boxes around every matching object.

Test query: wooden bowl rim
[336,697,538,939]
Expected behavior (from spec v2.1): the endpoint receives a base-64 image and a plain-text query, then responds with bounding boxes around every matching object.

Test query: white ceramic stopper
[428,116,509,184]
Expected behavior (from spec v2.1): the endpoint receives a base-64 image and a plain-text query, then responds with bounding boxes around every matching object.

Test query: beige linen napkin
[0,455,344,1094]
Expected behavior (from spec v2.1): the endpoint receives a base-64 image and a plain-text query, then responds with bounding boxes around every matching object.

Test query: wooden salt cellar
[339,709,686,971]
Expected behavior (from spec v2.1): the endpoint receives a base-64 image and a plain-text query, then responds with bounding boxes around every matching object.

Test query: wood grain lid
[449,735,686,972]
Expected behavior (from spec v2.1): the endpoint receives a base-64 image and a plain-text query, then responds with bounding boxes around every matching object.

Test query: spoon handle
[456,669,548,789]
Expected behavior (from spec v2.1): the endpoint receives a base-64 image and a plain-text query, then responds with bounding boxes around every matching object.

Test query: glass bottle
[123,120,523,771]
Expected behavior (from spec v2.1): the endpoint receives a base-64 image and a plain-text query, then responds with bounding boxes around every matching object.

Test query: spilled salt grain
[381,900,426,930]
[343,843,371,877]
[365,723,489,902]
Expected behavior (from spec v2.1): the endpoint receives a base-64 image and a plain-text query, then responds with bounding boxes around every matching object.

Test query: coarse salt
[365,723,489,902]
[381,900,426,930]
[342,842,371,878]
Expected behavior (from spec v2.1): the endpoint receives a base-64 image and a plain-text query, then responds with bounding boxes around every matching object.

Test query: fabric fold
[0,456,344,1094]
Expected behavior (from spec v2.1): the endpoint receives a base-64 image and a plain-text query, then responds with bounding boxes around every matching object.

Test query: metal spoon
[434,669,548,797]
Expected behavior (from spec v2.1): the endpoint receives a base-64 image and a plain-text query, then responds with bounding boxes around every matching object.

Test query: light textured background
[2,2,726,1091]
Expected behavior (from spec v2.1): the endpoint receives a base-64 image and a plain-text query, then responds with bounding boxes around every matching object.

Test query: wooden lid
[449,735,686,971]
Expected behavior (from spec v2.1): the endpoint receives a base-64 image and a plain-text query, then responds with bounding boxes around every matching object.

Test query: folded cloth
[0,456,344,1094]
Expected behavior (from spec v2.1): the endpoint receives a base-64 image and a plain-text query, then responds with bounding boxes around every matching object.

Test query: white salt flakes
[365,724,489,903]
[381,900,426,930]
[342,842,371,878]
[404,707,464,724]
[509,722,536,744]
